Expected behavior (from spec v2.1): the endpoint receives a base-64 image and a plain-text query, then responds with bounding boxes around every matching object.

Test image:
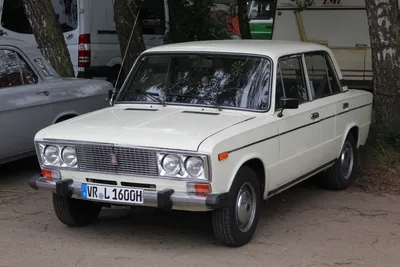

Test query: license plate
[81,184,144,204]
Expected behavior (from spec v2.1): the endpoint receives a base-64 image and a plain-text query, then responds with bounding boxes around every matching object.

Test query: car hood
[38,105,255,151]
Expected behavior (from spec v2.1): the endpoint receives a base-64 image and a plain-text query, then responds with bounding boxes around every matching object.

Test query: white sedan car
[0,36,113,165]
[29,40,373,247]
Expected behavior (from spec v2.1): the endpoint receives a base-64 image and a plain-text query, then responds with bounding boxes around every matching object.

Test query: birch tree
[365,0,400,132]
[22,0,74,77]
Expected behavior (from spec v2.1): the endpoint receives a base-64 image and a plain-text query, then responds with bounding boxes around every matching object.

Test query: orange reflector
[194,183,211,196]
[42,169,53,178]
[41,169,61,180]
[218,151,229,161]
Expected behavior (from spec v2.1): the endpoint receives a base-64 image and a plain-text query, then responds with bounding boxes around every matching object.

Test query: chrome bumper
[29,175,228,212]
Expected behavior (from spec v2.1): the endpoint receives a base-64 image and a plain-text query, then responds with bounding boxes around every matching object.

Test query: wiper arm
[167,93,214,104]
[128,90,166,106]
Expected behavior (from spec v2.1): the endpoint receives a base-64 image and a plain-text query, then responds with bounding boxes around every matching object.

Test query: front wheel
[52,193,103,227]
[212,166,261,247]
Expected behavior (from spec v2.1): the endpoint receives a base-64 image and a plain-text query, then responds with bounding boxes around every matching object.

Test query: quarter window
[275,55,308,109]
[0,49,38,88]
[304,52,342,99]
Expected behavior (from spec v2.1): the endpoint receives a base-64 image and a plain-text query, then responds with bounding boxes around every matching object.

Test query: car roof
[0,36,43,59]
[143,40,331,59]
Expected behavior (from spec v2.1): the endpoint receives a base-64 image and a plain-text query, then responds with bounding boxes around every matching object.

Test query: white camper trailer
[270,0,372,90]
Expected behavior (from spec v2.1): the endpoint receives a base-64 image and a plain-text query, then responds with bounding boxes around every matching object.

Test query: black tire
[52,193,103,227]
[322,133,358,190]
[212,166,261,247]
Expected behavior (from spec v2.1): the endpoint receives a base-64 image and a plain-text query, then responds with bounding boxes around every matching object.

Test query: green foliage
[290,0,315,11]
[165,0,234,43]
[376,128,400,149]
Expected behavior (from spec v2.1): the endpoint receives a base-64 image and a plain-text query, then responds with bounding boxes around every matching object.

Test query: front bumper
[29,175,228,212]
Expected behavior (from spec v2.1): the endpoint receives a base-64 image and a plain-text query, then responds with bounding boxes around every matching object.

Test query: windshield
[116,53,272,111]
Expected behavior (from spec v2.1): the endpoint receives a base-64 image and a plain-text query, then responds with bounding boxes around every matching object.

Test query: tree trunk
[237,0,252,39]
[22,0,74,77]
[114,0,146,79]
[365,0,400,132]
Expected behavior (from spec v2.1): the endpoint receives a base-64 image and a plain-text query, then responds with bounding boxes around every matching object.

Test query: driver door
[0,47,52,160]
[269,54,323,190]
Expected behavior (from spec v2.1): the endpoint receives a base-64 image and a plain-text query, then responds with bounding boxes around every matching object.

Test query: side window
[1,0,33,34]
[0,49,38,88]
[275,55,308,110]
[304,52,342,99]
[1,0,78,34]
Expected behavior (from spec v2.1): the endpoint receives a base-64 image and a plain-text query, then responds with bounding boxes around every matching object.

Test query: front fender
[224,152,269,199]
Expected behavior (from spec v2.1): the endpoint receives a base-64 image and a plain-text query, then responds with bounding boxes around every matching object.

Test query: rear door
[0,46,52,159]
[303,51,343,164]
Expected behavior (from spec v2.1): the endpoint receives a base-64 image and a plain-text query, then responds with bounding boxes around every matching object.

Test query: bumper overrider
[29,174,229,212]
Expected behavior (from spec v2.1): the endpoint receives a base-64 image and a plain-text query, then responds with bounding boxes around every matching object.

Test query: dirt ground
[1,157,399,267]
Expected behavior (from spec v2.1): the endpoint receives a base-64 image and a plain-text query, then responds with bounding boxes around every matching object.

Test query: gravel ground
[1,157,399,267]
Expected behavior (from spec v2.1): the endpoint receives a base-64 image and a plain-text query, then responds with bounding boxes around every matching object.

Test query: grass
[351,129,400,196]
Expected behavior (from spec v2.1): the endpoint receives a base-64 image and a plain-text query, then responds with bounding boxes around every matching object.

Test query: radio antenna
[111,8,141,105]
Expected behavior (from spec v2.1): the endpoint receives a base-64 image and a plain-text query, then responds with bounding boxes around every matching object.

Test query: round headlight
[61,146,77,166]
[162,155,181,175]
[185,157,204,177]
[44,145,60,164]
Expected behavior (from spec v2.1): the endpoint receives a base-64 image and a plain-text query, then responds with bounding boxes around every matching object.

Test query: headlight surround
[157,152,210,181]
[61,146,78,166]
[37,142,78,169]
[185,157,204,177]
[43,145,60,165]
[161,154,181,175]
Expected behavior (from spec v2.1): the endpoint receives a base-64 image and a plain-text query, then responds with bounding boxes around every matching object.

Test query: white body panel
[33,40,373,203]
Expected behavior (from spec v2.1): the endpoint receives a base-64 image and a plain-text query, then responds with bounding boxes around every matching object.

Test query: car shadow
[0,156,40,185]
[1,157,329,247]
[66,176,328,247]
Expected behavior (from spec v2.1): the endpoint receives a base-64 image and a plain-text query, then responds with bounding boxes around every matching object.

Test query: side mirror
[281,98,299,109]
[277,98,299,117]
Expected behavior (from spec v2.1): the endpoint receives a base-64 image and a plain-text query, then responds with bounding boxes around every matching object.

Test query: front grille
[75,143,159,177]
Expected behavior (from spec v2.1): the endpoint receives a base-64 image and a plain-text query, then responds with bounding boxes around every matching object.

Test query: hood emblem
[110,152,118,166]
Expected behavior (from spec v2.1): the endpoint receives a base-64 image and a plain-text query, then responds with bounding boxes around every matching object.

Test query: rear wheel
[52,193,103,227]
[322,133,358,190]
[212,166,261,247]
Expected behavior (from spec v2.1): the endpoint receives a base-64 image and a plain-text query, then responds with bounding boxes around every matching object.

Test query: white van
[0,0,122,83]
[0,0,241,85]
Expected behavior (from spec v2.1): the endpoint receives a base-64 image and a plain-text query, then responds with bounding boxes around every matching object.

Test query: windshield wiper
[166,93,214,105]
[126,90,166,106]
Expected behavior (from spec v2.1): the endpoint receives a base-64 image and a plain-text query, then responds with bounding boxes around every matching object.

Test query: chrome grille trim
[75,143,159,177]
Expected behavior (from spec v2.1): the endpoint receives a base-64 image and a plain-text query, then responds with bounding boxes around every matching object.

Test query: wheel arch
[338,124,360,157]
[53,111,79,124]
[227,155,268,200]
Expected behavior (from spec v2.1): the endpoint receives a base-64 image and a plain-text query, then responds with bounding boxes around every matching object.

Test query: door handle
[311,112,319,120]
[37,90,50,96]
[342,102,349,109]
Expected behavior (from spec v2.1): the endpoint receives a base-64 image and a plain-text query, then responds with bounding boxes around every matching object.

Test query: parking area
[0,157,399,267]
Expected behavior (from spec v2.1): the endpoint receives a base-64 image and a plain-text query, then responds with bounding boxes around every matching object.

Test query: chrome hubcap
[340,141,354,180]
[235,182,257,232]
